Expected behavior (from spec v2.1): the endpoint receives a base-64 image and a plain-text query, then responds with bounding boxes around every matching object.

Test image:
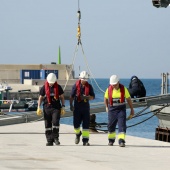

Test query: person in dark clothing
[128,75,146,101]
[37,73,65,146]
[70,71,95,146]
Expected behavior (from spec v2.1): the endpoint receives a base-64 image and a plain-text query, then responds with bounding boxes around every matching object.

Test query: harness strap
[108,84,125,105]
[45,81,59,104]
[76,80,89,102]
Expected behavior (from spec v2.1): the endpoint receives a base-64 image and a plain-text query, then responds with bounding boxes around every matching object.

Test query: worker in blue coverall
[104,75,134,147]
[70,71,95,146]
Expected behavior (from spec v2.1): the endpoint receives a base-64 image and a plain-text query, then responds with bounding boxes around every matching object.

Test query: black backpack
[137,79,146,97]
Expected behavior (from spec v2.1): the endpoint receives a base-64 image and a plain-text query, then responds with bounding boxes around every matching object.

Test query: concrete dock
[0,121,170,170]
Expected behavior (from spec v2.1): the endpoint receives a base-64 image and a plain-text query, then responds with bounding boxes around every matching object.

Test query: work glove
[36,107,42,116]
[127,114,133,120]
[60,106,66,116]
[106,107,108,113]
[70,104,74,111]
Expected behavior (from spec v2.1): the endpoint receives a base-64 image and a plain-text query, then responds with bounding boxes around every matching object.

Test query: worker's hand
[106,107,108,113]
[127,114,133,120]
[80,95,90,100]
[70,104,74,111]
[60,106,65,116]
[36,107,42,116]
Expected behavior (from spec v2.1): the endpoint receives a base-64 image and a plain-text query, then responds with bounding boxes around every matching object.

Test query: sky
[0,0,170,79]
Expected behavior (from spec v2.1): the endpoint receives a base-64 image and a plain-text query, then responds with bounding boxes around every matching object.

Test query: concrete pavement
[0,121,170,170]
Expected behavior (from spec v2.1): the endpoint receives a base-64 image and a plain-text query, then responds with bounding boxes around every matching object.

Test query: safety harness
[76,80,89,102]
[45,81,59,104]
[108,84,125,105]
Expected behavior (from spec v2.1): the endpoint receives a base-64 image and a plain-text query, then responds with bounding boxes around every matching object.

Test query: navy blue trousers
[108,107,126,141]
[74,107,90,129]
[73,106,90,142]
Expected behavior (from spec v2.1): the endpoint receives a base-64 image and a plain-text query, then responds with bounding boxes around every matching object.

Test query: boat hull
[150,105,170,128]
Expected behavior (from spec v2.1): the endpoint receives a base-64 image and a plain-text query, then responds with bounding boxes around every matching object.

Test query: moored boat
[0,98,38,113]
[150,73,170,142]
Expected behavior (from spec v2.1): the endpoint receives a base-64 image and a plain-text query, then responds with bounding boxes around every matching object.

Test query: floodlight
[152,0,170,8]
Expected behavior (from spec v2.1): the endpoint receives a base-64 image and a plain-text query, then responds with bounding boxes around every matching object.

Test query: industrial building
[0,64,76,99]
[0,63,74,84]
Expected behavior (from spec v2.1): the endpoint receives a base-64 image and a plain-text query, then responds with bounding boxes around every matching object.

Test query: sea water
[61,78,162,140]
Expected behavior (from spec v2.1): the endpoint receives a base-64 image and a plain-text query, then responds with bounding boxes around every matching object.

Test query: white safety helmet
[79,71,89,80]
[110,75,119,85]
[47,73,57,83]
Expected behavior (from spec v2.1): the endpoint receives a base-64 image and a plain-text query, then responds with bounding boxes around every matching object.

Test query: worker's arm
[69,96,74,111]
[60,94,65,106]
[37,95,43,116]
[37,95,43,108]
[126,97,135,119]
[104,97,108,107]
[104,97,109,113]
[70,96,74,106]
[60,94,65,115]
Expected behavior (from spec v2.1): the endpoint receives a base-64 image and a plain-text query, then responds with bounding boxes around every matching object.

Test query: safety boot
[108,139,114,146]
[108,142,113,146]
[119,142,125,147]
[54,139,60,145]
[75,132,82,144]
[46,142,53,146]
[83,142,90,146]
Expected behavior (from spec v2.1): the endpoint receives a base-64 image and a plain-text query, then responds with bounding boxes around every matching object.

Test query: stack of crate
[155,127,170,142]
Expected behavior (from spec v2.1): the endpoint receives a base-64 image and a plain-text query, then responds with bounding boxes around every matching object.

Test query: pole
[58,46,61,64]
